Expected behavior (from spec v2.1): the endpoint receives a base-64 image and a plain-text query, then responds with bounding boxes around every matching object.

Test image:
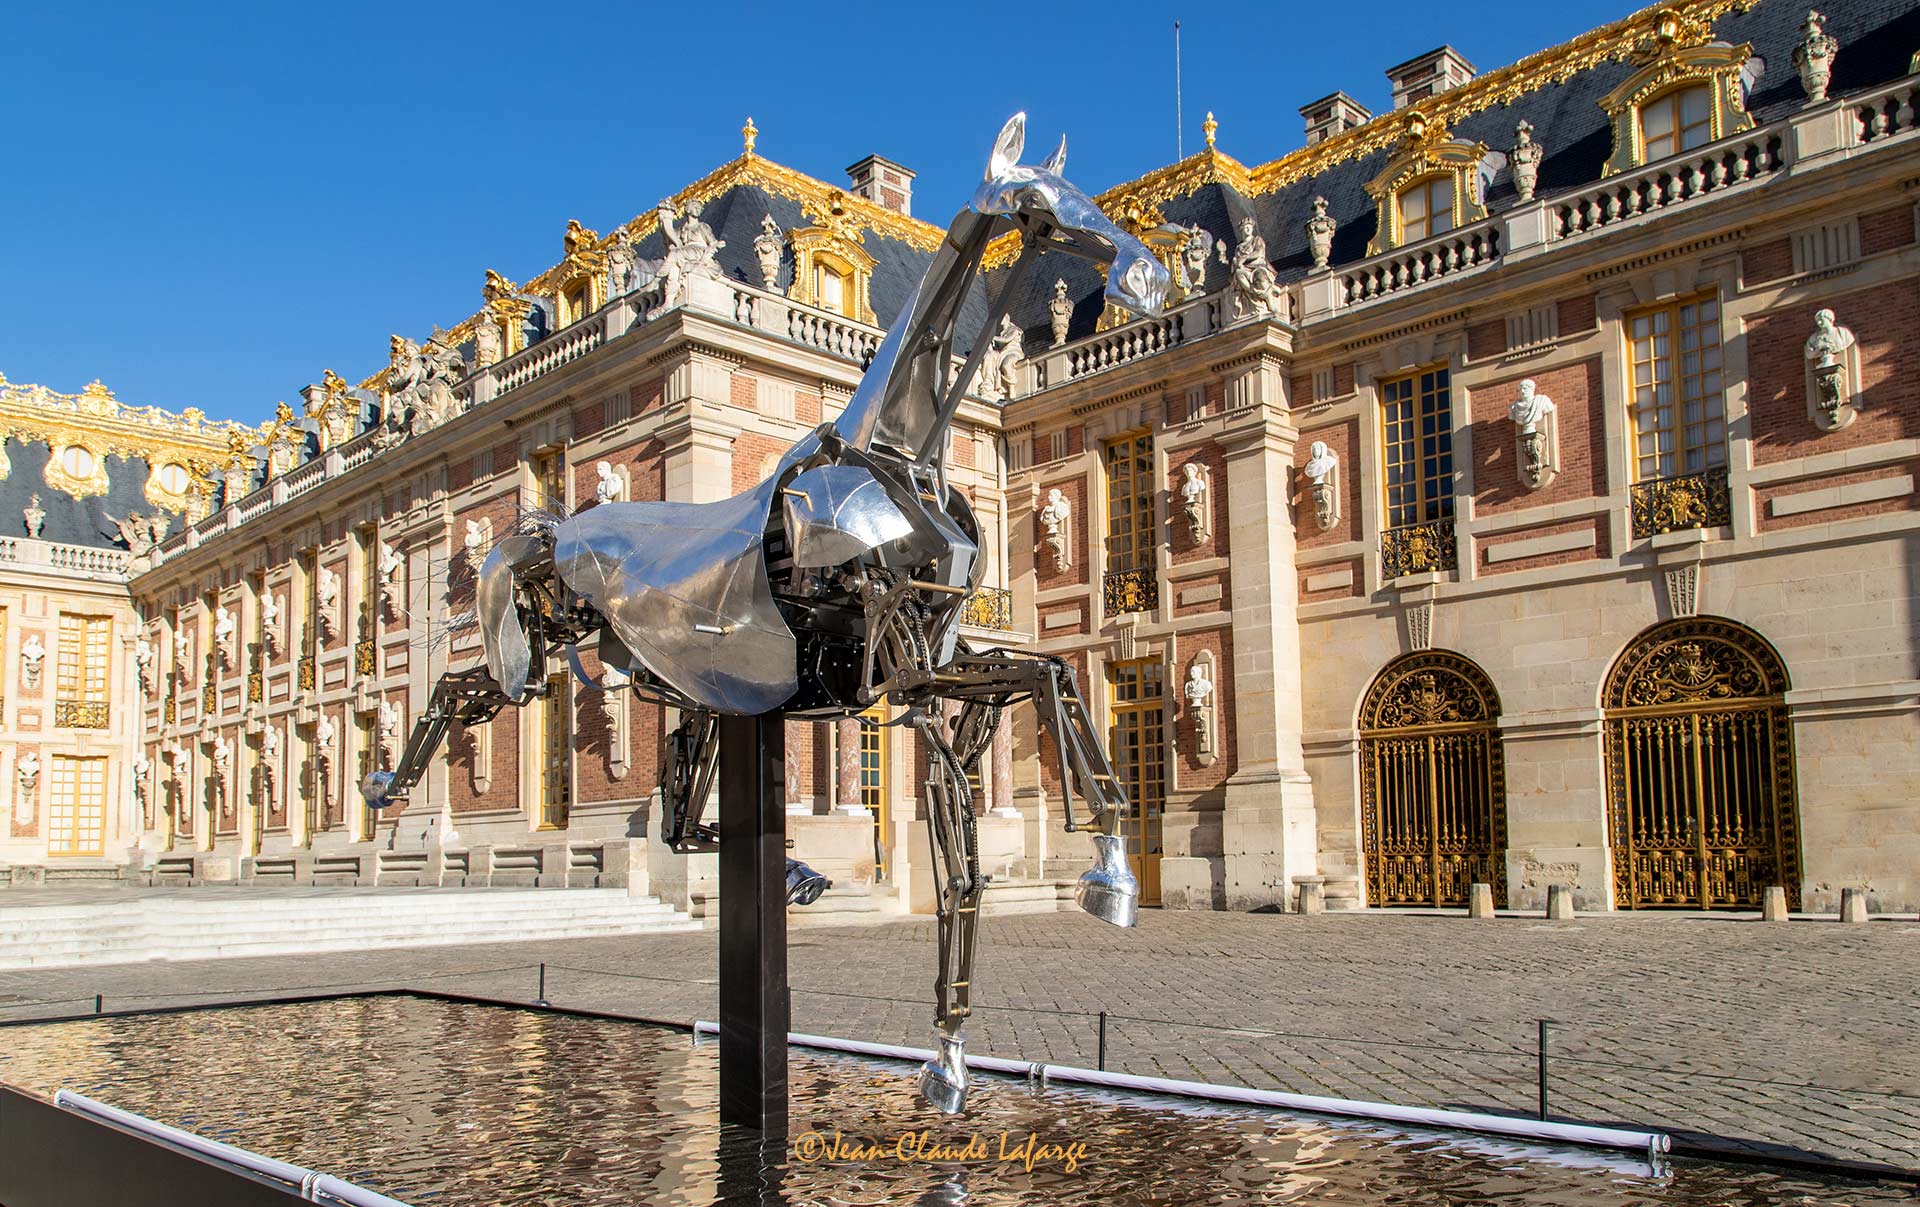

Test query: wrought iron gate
[1604,619,1802,909]
[1359,652,1508,908]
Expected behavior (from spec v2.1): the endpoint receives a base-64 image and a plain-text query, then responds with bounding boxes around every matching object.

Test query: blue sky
[1,0,1631,422]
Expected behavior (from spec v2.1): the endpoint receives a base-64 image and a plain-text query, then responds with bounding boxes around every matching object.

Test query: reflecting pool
[0,996,1905,1205]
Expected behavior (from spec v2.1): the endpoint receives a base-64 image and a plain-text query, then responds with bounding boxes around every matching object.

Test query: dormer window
[1638,84,1713,162]
[1397,177,1456,244]
[563,285,591,326]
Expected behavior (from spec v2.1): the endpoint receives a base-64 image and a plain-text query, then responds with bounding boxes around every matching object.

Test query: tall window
[356,711,377,840]
[1105,433,1154,573]
[540,671,572,829]
[533,449,567,512]
[57,614,110,729]
[1109,658,1166,906]
[358,528,378,641]
[1381,367,1454,528]
[1639,85,1712,163]
[859,709,887,814]
[47,756,107,857]
[1398,177,1455,244]
[1628,296,1725,481]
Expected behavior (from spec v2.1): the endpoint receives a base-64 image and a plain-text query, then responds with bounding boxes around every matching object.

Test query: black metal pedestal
[716,712,789,1134]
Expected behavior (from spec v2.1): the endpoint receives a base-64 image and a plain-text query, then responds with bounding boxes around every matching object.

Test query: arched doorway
[1358,651,1509,907]
[1603,617,1802,909]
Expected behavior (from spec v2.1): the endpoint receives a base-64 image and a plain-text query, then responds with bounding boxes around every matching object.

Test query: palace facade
[8,0,1920,915]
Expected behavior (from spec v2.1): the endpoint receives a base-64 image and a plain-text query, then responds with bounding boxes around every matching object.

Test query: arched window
[1397,176,1456,245]
[1358,651,1508,907]
[1603,617,1802,909]
[1638,84,1714,163]
[815,261,850,316]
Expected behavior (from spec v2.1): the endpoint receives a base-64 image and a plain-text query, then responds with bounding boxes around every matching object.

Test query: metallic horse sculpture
[364,113,1168,1113]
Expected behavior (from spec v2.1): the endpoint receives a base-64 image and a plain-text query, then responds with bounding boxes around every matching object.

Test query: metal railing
[1381,517,1458,578]
[959,586,1014,630]
[1102,567,1158,616]
[54,700,109,729]
[1629,465,1732,538]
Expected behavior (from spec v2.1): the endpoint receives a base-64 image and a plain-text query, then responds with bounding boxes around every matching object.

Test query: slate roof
[0,442,168,551]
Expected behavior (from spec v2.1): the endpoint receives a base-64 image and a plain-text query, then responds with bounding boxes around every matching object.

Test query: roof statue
[361,113,1169,1115]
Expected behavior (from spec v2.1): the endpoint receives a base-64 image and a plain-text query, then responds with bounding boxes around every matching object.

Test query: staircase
[981,878,1078,916]
[0,888,698,971]
[787,881,904,928]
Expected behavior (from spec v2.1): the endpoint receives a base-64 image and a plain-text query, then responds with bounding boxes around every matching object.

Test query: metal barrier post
[536,964,549,1007]
[1537,1019,1552,1120]
[1098,1011,1108,1071]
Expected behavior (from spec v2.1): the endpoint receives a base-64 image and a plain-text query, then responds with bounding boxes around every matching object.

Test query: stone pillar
[834,718,862,813]
[1840,886,1869,923]
[1545,883,1575,920]
[989,721,1015,818]
[1175,353,1315,912]
[1761,885,1789,922]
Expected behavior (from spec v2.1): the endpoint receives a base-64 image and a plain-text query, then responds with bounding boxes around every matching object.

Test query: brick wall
[1558,294,1597,335]
[632,374,665,415]
[448,713,518,815]
[1033,476,1088,589]
[1470,357,1606,514]
[1743,237,1794,286]
[1756,462,1920,532]
[1747,279,1920,464]
[1176,627,1235,794]
[731,433,790,493]
[1476,516,1609,575]
[1467,318,1506,362]
[1859,204,1916,256]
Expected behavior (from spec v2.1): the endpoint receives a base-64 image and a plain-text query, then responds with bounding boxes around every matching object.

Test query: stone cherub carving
[214,606,237,668]
[974,315,1025,402]
[1510,121,1544,203]
[1301,440,1341,531]
[135,635,156,694]
[1794,10,1839,103]
[1179,462,1211,542]
[1038,487,1073,573]
[753,214,783,290]
[389,329,468,439]
[595,460,623,505]
[1805,308,1859,428]
[1179,225,1214,294]
[1183,660,1216,758]
[651,198,725,319]
[1509,379,1559,487]
[1049,279,1072,346]
[1305,197,1337,271]
[317,566,340,641]
[379,543,405,617]
[1229,215,1287,321]
[20,634,44,689]
[605,227,639,298]
[22,494,44,539]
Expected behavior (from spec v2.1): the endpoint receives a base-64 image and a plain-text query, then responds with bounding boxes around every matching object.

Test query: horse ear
[987,112,1026,180]
[1041,134,1067,175]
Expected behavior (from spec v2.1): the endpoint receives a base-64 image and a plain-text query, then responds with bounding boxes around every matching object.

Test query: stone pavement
[1,904,1916,1174]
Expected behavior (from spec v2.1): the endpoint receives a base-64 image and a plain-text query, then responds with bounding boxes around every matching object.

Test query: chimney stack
[1386,46,1477,110]
[1300,92,1375,145]
[846,155,916,217]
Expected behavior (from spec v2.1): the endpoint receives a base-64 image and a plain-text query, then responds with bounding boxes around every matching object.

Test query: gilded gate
[1359,652,1509,908]
[1603,618,1802,909]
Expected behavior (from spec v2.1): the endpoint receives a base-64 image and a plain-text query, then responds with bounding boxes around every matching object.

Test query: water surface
[0,997,1903,1205]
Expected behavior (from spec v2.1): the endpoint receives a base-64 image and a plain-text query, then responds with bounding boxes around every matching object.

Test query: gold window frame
[1103,430,1156,576]
[1363,112,1488,255]
[1599,37,1754,175]
[1625,292,1726,482]
[1378,366,1455,529]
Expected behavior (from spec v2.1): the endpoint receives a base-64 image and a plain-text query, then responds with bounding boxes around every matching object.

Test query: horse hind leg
[916,707,984,1114]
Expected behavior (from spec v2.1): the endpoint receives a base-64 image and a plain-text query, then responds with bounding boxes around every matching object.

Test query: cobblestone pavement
[2,903,1916,1173]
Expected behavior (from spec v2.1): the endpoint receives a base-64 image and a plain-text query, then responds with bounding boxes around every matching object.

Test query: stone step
[979,879,1077,917]
[787,882,904,928]
[0,890,697,971]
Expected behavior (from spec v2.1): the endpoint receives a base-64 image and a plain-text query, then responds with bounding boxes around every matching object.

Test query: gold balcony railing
[1381,517,1458,578]
[298,656,316,692]
[54,700,109,729]
[201,681,217,715]
[354,640,376,676]
[1103,567,1158,616]
[960,586,1014,630]
[247,670,264,704]
[1630,465,1731,539]
[164,697,176,724]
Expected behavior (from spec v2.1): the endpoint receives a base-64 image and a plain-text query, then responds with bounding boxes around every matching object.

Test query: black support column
[716,712,789,1134]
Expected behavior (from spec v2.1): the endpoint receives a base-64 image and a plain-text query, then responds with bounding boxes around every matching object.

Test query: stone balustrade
[0,536,132,580]
[1551,129,1784,241]
[1853,75,1920,145]
[1027,292,1222,394]
[1340,223,1501,307]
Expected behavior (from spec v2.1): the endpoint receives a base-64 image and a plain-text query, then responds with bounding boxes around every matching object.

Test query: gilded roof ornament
[743,116,758,155]
[483,269,520,304]
[563,219,602,261]
[1203,111,1218,150]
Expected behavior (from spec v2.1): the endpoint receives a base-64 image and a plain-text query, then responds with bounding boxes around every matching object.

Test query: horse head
[972,113,1169,319]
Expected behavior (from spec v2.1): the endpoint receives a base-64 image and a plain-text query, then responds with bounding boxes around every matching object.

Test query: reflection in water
[0,997,1904,1207]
